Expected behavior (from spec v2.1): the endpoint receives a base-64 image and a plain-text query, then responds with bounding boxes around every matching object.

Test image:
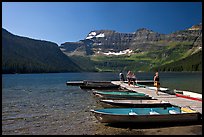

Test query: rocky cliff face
[130,24,202,51]
[129,28,166,52]
[188,23,202,31]
[60,23,202,56]
[60,30,136,55]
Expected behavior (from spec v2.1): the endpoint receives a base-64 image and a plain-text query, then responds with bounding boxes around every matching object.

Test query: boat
[66,81,85,86]
[146,86,169,92]
[95,89,133,92]
[174,89,202,102]
[80,83,120,90]
[92,90,151,99]
[66,80,112,86]
[83,80,112,84]
[138,85,174,94]
[100,99,172,108]
[90,106,201,123]
[124,80,154,85]
[136,83,147,88]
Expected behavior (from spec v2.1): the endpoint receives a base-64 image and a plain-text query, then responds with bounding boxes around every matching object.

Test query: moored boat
[66,80,112,86]
[124,80,154,85]
[174,89,202,102]
[90,106,201,123]
[100,99,172,108]
[92,89,135,92]
[83,80,112,84]
[66,81,85,86]
[80,83,120,90]
[146,86,169,92]
[92,90,151,99]
[135,83,147,88]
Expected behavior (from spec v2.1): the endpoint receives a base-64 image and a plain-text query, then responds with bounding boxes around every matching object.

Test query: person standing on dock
[119,71,125,82]
[126,71,136,86]
[154,71,160,95]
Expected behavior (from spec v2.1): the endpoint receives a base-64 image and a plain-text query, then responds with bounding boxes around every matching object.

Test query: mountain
[2,28,81,73]
[60,23,202,56]
[60,30,136,56]
[60,23,202,72]
[152,50,202,71]
[60,39,94,56]
[2,23,202,73]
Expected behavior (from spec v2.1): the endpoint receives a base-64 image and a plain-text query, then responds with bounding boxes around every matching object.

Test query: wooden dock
[112,81,202,114]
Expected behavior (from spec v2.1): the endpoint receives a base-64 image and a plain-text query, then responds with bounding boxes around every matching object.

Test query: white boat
[147,86,169,92]
[100,99,172,107]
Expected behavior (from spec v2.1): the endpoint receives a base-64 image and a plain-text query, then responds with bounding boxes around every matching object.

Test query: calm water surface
[2,72,202,135]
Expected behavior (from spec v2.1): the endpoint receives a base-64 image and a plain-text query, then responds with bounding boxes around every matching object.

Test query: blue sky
[2,2,202,45]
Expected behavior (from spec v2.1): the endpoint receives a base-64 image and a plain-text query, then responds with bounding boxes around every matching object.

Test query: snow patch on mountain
[60,48,66,51]
[86,32,105,39]
[96,33,105,38]
[103,49,133,55]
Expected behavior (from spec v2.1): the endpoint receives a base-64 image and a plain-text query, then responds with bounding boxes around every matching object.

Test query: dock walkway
[112,81,202,114]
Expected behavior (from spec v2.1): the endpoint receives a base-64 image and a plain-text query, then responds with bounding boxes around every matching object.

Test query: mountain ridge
[60,23,202,56]
[2,28,82,73]
[2,23,202,73]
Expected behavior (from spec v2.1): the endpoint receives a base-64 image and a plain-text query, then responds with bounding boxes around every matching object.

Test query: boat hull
[80,84,120,89]
[93,91,151,100]
[66,80,112,86]
[175,93,202,102]
[94,94,152,100]
[92,113,200,123]
[174,89,202,102]
[100,99,172,108]
[147,86,169,92]
[90,107,200,123]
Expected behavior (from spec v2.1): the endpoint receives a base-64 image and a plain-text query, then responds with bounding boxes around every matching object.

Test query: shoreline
[92,121,202,135]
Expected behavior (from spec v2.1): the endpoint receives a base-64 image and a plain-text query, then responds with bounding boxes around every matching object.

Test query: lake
[2,72,202,135]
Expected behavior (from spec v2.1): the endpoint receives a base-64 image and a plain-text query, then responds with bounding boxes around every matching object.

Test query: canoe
[174,89,202,102]
[93,90,151,99]
[100,99,172,108]
[80,83,120,89]
[90,106,200,123]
